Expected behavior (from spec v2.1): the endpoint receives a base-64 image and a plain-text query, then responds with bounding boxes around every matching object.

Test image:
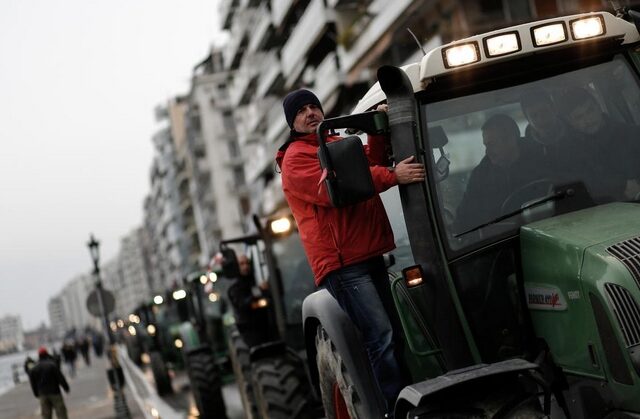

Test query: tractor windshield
[423,53,640,253]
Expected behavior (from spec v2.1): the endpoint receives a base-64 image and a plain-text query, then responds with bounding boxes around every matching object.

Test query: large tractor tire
[227,331,259,419]
[251,353,316,419]
[125,336,143,366]
[184,346,227,419]
[149,351,173,396]
[315,326,369,419]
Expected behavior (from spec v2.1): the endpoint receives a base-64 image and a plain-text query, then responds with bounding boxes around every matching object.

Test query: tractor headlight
[442,42,480,68]
[484,32,520,57]
[570,15,605,40]
[270,217,292,234]
[531,22,567,47]
[174,339,183,349]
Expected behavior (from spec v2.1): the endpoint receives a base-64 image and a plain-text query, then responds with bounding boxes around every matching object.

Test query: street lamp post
[87,234,131,419]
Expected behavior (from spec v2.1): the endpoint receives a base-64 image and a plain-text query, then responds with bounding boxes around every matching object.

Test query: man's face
[292,103,324,134]
[238,255,251,276]
[524,102,561,141]
[483,127,519,168]
[567,100,604,135]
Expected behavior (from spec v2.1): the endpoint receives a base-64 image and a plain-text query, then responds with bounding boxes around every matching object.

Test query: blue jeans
[322,257,405,414]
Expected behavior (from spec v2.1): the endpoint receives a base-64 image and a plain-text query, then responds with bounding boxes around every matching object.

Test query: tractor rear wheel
[316,326,369,419]
[185,346,227,419]
[149,351,172,396]
[250,353,315,419]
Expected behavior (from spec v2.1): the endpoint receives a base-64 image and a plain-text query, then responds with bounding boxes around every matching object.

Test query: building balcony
[265,104,288,145]
[247,4,274,54]
[243,143,267,184]
[256,50,282,98]
[261,174,285,215]
[327,0,372,8]
[219,0,239,30]
[245,95,278,135]
[271,0,295,30]
[338,0,412,75]
[223,10,254,70]
[313,52,343,105]
[229,55,261,107]
[281,0,334,79]
[225,179,249,196]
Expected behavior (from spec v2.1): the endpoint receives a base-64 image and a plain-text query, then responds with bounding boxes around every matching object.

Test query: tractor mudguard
[395,358,539,415]
[302,289,387,417]
[248,340,287,363]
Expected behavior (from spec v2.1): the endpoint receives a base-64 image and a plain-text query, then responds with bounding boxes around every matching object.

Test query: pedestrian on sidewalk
[60,341,76,378]
[29,347,70,419]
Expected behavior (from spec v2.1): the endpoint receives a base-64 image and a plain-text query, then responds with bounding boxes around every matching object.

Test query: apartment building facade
[47,296,66,341]
[0,315,23,352]
[218,0,594,217]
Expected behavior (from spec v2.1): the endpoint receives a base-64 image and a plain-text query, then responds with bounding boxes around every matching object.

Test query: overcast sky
[0,0,223,329]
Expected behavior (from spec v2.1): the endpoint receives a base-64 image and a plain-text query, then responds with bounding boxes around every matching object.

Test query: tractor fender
[302,289,387,416]
[248,340,287,363]
[395,358,540,417]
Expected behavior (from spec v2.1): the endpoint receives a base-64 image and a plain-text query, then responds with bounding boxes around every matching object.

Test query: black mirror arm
[316,111,389,146]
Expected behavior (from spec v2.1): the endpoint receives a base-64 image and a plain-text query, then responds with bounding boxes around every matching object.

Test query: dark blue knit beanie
[282,89,323,129]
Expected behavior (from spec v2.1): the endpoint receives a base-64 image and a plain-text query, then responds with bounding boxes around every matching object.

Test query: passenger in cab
[455,114,547,233]
[558,87,640,201]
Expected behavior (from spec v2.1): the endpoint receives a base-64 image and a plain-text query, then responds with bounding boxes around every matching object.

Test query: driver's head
[559,87,605,135]
[283,89,324,134]
[520,89,562,141]
[238,254,251,277]
[482,114,521,168]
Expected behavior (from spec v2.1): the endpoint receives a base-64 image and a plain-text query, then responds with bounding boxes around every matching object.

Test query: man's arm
[56,367,69,393]
[29,368,39,398]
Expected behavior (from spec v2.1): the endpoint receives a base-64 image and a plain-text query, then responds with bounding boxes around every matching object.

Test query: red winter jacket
[275,132,398,285]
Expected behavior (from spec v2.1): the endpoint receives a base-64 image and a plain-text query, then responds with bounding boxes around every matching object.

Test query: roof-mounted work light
[570,15,605,40]
[484,32,520,57]
[531,22,567,47]
[442,42,480,68]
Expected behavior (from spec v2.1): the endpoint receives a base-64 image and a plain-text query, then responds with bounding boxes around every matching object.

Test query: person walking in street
[275,89,425,416]
[78,336,91,366]
[29,347,70,419]
[60,341,76,378]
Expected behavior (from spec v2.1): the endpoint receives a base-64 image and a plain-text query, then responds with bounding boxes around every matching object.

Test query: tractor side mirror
[316,111,389,208]
[219,245,240,278]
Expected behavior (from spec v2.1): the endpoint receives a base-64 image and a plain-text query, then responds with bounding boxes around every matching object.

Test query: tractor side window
[380,187,415,270]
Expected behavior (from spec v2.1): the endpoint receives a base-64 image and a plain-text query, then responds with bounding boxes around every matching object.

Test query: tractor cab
[304,10,640,418]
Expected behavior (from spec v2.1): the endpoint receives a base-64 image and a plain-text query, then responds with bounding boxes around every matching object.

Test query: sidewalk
[0,355,144,419]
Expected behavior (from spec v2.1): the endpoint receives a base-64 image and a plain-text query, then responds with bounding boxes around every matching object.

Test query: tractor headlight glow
[146,324,156,335]
[174,339,183,349]
[172,289,187,300]
[208,272,218,282]
[199,275,208,285]
[570,15,605,40]
[251,298,269,309]
[531,22,567,46]
[442,42,480,68]
[484,32,520,57]
[128,325,137,336]
[270,217,292,234]
[153,295,164,305]
[208,292,219,302]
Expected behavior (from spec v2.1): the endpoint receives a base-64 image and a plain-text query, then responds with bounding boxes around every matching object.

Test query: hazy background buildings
[1,0,611,341]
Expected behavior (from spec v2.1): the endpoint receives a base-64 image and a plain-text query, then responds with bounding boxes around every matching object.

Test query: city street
[0,355,143,419]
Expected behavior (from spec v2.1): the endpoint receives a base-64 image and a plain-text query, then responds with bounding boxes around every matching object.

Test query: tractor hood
[520,203,640,380]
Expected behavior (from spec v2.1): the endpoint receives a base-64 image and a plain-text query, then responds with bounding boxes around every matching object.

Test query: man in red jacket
[276,89,424,415]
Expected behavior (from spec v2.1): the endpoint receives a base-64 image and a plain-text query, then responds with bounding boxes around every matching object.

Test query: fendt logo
[525,285,568,311]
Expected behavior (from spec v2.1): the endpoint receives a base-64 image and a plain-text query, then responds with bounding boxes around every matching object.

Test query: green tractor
[302,8,640,419]
[218,214,323,419]
[127,302,174,396]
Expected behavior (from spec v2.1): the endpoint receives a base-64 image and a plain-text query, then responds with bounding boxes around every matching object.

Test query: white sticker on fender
[525,285,568,311]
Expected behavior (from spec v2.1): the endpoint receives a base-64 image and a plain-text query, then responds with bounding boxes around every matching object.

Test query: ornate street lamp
[87,234,130,418]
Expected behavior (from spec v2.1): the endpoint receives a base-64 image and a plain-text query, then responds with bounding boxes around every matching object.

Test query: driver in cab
[455,114,547,234]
